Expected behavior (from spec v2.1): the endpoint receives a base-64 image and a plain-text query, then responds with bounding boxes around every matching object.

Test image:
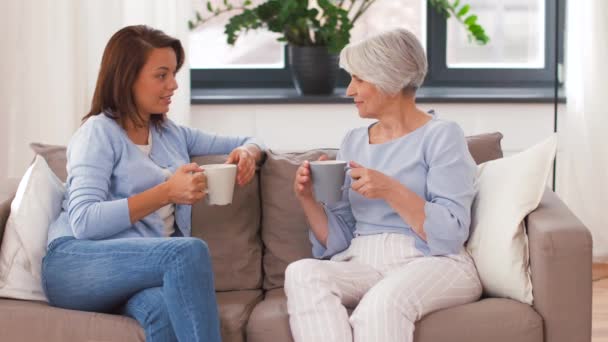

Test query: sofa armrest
[0,178,20,244]
[527,189,592,342]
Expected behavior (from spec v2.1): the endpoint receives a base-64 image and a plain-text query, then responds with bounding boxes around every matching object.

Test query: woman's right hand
[294,155,328,201]
[165,163,207,204]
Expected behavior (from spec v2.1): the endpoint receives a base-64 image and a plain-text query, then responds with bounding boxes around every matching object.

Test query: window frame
[190,0,564,89]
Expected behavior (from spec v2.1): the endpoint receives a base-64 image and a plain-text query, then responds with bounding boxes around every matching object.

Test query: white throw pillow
[0,155,65,301]
[466,134,558,305]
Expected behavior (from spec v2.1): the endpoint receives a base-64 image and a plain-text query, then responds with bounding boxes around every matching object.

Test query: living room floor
[594,278,608,341]
[593,264,608,341]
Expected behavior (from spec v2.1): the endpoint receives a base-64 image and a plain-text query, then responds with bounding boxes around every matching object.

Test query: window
[425,0,563,87]
[190,0,563,89]
[446,0,545,69]
[190,0,426,88]
[189,0,284,69]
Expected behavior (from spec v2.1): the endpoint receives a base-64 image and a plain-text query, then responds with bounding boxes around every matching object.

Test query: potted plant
[189,0,488,95]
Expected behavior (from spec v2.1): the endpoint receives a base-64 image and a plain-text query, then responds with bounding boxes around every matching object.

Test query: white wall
[191,102,560,156]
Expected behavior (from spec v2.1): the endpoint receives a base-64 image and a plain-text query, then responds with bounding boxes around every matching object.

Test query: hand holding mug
[349,161,396,199]
[166,163,206,204]
[294,154,328,200]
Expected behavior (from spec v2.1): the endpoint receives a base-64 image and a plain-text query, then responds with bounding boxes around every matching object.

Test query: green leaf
[206,1,213,13]
[244,0,252,6]
[453,0,460,8]
[457,4,470,18]
[469,23,483,34]
[464,14,477,25]
[223,0,228,5]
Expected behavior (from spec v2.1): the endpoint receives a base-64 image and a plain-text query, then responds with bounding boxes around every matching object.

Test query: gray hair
[339,28,428,94]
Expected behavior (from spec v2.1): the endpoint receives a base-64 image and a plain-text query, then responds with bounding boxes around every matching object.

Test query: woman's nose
[346,81,356,96]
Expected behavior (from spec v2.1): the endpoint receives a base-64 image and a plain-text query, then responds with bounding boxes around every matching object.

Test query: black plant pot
[288,45,339,95]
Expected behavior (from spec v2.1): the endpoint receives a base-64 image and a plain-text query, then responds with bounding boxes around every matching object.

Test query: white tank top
[136,133,175,237]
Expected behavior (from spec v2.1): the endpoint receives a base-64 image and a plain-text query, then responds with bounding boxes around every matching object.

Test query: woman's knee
[351,289,417,324]
[167,238,211,265]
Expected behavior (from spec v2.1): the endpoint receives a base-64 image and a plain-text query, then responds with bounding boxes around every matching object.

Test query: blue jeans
[41,236,221,342]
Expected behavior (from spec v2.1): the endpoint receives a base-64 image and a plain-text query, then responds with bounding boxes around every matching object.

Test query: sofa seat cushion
[414,297,543,342]
[246,288,542,342]
[217,290,263,342]
[0,291,264,342]
[246,288,293,342]
[0,298,144,341]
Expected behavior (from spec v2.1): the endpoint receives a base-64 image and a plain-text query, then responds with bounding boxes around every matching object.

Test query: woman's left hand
[349,161,398,199]
[226,147,256,186]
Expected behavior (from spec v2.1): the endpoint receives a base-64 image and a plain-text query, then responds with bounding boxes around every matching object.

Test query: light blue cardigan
[47,114,263,246]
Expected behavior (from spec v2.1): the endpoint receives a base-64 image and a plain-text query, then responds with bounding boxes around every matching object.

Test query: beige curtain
[0,0,191,179]
[557,0,608,261]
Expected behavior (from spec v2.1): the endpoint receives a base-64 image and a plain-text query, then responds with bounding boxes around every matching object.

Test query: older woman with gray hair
[285,28,482,342]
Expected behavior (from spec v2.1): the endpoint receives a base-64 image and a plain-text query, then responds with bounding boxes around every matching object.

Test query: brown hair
[83,25,185,129]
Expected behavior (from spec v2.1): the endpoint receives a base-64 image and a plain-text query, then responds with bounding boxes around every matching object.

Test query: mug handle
[341,165,352,191]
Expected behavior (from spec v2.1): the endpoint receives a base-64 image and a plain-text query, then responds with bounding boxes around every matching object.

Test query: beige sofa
[0,132,592,342]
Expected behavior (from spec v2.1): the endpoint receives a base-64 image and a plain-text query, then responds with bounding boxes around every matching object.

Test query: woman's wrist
[297,194,317,207]
[242,144,262,162]
[157,181,171,206]
[384,179,406,203]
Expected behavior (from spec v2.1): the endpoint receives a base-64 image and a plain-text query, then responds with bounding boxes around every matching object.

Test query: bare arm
[385,184,427,241]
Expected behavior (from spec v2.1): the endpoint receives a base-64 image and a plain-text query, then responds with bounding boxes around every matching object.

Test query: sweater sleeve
[177,124,265,156]
[309,198,357,259]
[67,120,132,240]
[422,122,477,255]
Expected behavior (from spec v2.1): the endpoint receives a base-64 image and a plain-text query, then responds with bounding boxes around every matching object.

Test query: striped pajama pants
[284,233,482,342]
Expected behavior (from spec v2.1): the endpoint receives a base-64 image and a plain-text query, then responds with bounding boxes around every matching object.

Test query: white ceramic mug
[200,164,237,205]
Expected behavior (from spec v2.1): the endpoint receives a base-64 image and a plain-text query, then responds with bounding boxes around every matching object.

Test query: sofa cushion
[259,133,503,289]
[246,288,542,342]
[0,179,20,247]
[30,143,68,183]
[260,149,338,290]
[0,298,145,341]
[217,290,263,342]
[465,132,504,164]
[0,156,65,302]
[191,155,263,291]
[467,135,557,304]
